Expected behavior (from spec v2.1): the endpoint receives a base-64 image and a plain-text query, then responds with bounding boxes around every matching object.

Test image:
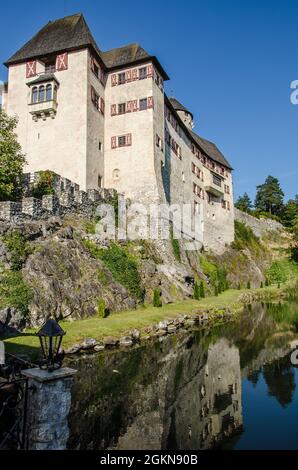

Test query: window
[118,103,126,115]
[46,84,52,101]
[212,174,222,187]
[139,98,148,111]
[118,72,126,85]
[192,162,196,174]
[118,136,126,147]
[91,86,100,110]
[91,59,99,79]
[44,58,56,74]
[139,67,147,80]
[182,172,185,183]
[32,87,38,104]
[98,175,102,188]
[98,141,102,151]
[39,85,45,102]
[113,169,120,181]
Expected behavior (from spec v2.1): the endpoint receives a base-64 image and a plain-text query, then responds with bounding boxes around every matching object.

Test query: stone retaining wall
[234,207,283,238]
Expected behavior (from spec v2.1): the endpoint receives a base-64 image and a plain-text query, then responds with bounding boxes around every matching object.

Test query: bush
[0,270,33,316]
[200,281,205,298]
[260,282,264,288]
[31,170,54,199]
[153,288,162,307]
[247,281,251,289]
[83,240,145,302]
[200,256,228,295]
[97,298,108,318]
[193,282,200,300]
[266,261,287,285]
[2,231,32,271]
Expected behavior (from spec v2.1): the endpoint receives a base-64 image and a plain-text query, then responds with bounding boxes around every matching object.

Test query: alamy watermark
[290,80,298,104]
[93,196,204,251]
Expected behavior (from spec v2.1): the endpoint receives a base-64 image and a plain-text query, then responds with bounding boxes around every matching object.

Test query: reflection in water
[67,301,298,450]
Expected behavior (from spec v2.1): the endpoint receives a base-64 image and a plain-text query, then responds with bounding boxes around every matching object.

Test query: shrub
[83,240,145,302]
[153,288,162,307]
[200,256,228,295]
[31,170,54,199]
[193,282,200,300]
[247,281,251,289]
[260,282,264,288]
[0,270,33,316]
[97,298,108,318]
[231,220,260,251]
[266,261,287,285]
[265,278,269,287]
[200,281,205,298]
[2,231,32,271]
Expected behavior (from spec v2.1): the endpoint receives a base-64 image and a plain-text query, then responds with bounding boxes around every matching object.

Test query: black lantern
[36,319,65,372]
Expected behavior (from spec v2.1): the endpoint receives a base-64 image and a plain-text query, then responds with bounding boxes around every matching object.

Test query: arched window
[32,87,38,104]
[46,84,52,101]
[39,85,45,102]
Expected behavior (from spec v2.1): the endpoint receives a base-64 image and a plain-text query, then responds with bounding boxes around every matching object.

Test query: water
[67,301,298,450]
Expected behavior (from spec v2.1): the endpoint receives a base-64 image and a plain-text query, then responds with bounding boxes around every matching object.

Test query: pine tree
[235,192,252,213]
[153,288,162,307]
[255,176,284,215]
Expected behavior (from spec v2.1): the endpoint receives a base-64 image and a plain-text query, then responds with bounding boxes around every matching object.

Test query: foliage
[0,269,33,315]
[153,288,162,307]
[231,220,261,252]
[170,226,181,262]
[97,298,108,318]
[255,175,284,215]
[31,170,55,199]
[0,109,26,201]
[200,281,205,298]
[83,240,145,302]
[2,230,32,271]
[266,261,288,285]
[200,256,228,294]
[247,281,251,289]
[235,192,252,213]
[281,198,298,227]
[193,281,200,300]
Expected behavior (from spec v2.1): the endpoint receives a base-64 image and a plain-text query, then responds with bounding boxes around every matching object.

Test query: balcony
[205,173,224,197]
[29,99,58,121]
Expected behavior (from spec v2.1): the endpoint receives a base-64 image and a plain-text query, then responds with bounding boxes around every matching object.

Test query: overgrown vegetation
[266,260,288,285]
[97,298,109,318]
[2,230,32,271]
[231,220,261,252]
[170,226,181,262]
[193,282,200,300]
[31,170,55,199]
[83,240,145,302]
[200,255,228,294]
[0,269,33,316]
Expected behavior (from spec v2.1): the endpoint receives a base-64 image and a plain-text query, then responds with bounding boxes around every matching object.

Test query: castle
[1,13,234,251]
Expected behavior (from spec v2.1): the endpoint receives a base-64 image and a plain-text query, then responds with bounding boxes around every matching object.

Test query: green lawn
[3,285,281,357]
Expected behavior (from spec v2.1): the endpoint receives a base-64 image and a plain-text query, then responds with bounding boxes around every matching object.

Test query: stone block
[22,197,42,217]
[0,201,22,220]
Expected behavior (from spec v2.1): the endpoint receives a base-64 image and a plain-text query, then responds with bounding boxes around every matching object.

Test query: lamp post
[36,319,65,372]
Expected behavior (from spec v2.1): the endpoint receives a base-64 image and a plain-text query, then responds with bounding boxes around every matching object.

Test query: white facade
[1,15,234,251]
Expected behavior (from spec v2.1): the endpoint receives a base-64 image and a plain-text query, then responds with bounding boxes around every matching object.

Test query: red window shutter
[132,69,138,81]
[126,70,132,82]
[111,136,117,149]
[100,98,105,116]
[111,104,117,116]
[56,53,68,71]
[147,96,154,109]
[26,60,36,78]
[147,64,154,78]
[111,74,117,86]
[132,100,138,112]
[126,133,132,146]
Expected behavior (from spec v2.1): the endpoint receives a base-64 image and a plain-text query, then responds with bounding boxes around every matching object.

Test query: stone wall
[234,207,283,238]
[0,172,117,222]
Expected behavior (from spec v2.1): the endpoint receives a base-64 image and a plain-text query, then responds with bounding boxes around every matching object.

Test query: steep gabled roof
[169,97,193,119]
[102,43,150,68]
[5,13,101,66]
[190,131,233,170]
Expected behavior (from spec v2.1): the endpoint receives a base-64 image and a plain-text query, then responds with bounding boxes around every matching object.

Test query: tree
[254,176,284,215]
[199,281,205,298]
[281,197,298,227]
[235,192,252,213]
[193,282,200,300]
[153,288,162,307]
[0,110,26,201]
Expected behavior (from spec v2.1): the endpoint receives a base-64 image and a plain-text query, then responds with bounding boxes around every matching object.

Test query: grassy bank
[3,283,285,357]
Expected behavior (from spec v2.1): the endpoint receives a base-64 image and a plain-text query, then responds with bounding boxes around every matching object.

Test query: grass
[3,285,282,356]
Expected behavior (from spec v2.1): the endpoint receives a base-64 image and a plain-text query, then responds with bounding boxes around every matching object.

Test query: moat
[66,301,298,450]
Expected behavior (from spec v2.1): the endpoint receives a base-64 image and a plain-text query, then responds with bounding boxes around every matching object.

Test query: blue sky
[1,0,297,202]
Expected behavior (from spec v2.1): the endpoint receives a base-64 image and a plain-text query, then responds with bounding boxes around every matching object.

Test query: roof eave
[106,55,169,81]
